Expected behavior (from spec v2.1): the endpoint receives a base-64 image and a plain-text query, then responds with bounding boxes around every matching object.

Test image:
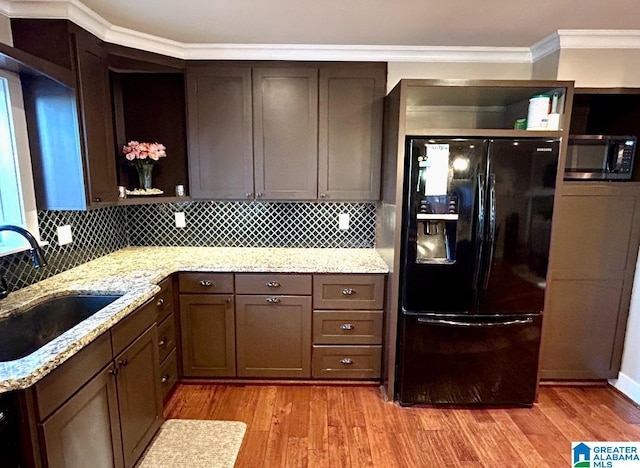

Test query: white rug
[137,419,247,468]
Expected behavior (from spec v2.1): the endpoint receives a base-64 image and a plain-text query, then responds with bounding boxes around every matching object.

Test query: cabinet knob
[159,338,167,347]
[226,297,232,305]
[200,280,213,287]
[156,298,165,307]
[340,358,353,365]
[341,288,355,296]
[340,323,355,331]
[109,367,119,376]
[161,374,170,384]
[256,192,263,198]
[266,297,281,303]
[320,193,326,198]
[245,192,252,198]
[118,359,128,367]
[266,281,281,288]
[93,197,101,203]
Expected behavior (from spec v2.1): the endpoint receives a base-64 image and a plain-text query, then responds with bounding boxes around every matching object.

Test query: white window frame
[0,68,43,256]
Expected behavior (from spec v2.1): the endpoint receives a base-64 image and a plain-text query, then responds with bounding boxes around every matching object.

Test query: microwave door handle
[607,144,625,172]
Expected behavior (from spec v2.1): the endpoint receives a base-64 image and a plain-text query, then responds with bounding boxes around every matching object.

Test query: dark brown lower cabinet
[235,295,312,378]
[116,325,163,468]
[27,299,163,468]
[40,365,124,468]
[180,294,236,377]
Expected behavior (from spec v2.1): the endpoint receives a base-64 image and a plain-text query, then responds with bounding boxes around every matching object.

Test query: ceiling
[76,0,639,48]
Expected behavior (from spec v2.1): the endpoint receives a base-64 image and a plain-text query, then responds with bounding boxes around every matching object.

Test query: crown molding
[532,29,640,62]
[2,2,640,63]
[0,0,532,62]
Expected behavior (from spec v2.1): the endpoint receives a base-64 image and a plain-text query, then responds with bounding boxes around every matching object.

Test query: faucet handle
[0,276,8,299]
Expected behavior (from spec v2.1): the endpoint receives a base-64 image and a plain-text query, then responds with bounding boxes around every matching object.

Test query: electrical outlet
[339,213,350,230]
[175,212,186,228]
[57,225,73,245]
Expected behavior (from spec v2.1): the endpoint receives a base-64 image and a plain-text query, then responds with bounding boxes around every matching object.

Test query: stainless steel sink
[0,294,122,362]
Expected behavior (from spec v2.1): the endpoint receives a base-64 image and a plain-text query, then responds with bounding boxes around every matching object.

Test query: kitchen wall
[0,13,11,46]
[0,201,376,292]
[387,62,532,92]
[557,49,640,88]
[615,249,640,403]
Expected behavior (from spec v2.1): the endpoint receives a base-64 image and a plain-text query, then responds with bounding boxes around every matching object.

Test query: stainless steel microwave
[564,135,636,180]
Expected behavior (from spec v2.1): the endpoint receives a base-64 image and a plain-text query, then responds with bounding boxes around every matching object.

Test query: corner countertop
[0,247,389,393]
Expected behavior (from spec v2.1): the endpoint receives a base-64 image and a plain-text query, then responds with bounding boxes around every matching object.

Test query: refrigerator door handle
[472,173,485,291]
[483,173,497,290]
[416,317,534,327]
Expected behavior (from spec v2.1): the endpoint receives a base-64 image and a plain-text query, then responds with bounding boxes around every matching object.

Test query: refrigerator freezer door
[396,313,542,406]
[401,138,487,313]
[478,139,560,315]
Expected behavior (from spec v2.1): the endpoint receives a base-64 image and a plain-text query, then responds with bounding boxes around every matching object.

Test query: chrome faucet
[0,224,47,299]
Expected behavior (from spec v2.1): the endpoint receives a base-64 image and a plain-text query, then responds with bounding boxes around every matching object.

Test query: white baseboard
[611,372,640,405]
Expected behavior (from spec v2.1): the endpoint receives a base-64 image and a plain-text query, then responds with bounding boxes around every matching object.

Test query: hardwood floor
[164,383,640,467]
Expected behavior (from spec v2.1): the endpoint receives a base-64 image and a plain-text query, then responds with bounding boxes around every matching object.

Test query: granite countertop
[0,247,389,393]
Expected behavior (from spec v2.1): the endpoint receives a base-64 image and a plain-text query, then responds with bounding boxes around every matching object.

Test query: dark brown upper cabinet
[318,67,385,200]
[187,62,386,201]
[12,19,118,208]
[186,66,254,199]
[253,67,319,200]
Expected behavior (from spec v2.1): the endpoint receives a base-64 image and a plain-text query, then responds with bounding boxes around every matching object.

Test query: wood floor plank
[164,383,640,468]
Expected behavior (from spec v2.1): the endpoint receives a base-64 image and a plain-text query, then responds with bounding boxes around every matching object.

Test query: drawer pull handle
[200,280,213,287]
[156,298,165,307]
[159,338,167,347]
[266,297,281,303]
[161,374,170,384]
[342,288,355,296]
[266,281,281,288]
[340,323,355,331]
[340,358,353,365]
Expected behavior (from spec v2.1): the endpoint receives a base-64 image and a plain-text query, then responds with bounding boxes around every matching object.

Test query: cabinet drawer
[35,332,113,421]
[312,345,381,379]
[160,348,178,402]
[111,298,156,357]
[236,274,312,295]
[313,275,384,310]
[313,311,383,345]
[155,278,174,323]
[179,273,234,294]
[157,314,176,364]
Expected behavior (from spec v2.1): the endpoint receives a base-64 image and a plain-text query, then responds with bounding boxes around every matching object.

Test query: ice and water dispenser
[412,142,462,264]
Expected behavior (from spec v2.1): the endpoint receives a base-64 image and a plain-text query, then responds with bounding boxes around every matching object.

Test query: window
[0,69,41,255]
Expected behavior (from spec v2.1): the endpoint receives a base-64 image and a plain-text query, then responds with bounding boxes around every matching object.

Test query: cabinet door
[318,67,385,200]
[540,279,626,379]
[253,68,318,200]
[40,365,124,468]
[73,30,118,205]
[187,67,254,199]
[115,325,162,468]
[179,294,236,377]
[236,295,312,378]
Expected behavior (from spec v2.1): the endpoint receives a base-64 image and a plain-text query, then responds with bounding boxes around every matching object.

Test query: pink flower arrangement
[122,141,167,164]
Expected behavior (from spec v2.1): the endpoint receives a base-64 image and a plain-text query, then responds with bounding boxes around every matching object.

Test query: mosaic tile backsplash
[1,201,376,291]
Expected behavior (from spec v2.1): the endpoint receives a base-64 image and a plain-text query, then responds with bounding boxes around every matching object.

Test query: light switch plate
[57,225,73,245]
[339,213,350,230]
[175,212,186,228]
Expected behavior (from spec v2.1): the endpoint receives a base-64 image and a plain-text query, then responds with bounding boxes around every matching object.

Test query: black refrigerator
[396,137,560,406]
